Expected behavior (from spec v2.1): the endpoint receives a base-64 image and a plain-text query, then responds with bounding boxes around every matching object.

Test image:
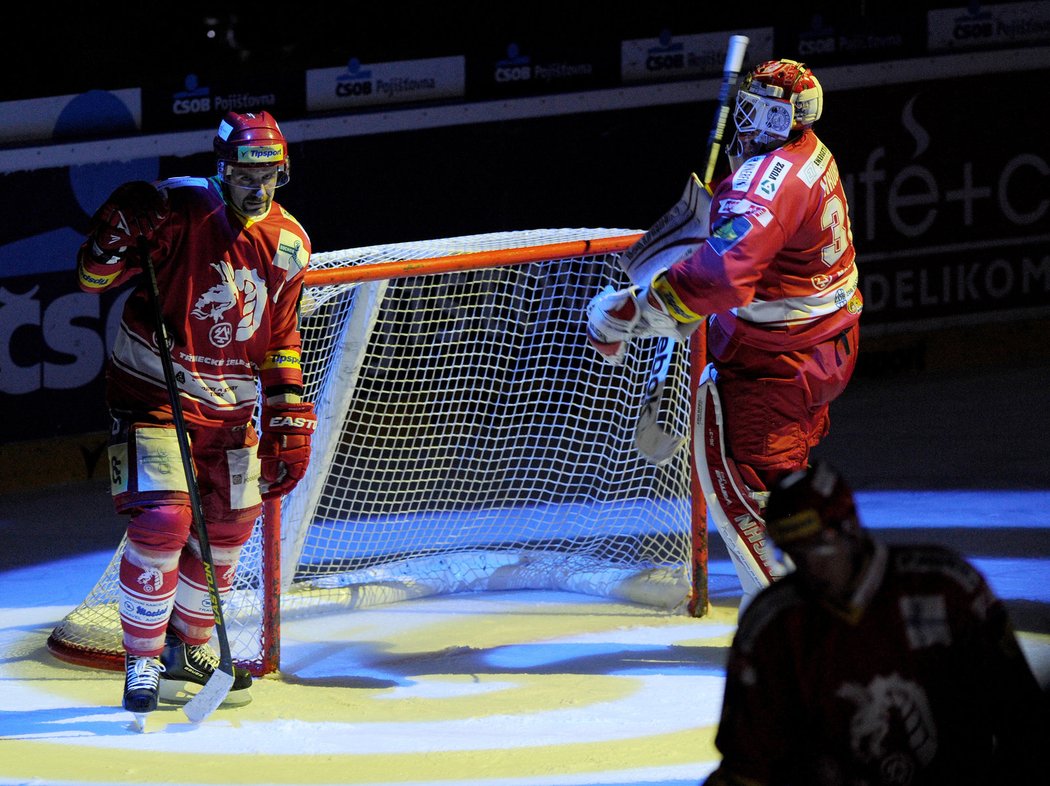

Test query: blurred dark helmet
[765,461,859,547]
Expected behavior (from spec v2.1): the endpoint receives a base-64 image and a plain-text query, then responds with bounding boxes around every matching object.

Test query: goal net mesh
[48,227,700,675]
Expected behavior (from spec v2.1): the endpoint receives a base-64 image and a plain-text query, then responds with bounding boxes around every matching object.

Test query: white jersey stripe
[734,265,859,326]
[111,321,259,413]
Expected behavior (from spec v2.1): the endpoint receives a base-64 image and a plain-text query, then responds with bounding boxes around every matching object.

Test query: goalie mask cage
[48,227,708,677]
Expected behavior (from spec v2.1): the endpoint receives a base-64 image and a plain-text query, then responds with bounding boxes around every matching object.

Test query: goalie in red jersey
[587,60,863,609]
[76,111,315,719]
[702,461,1049,785]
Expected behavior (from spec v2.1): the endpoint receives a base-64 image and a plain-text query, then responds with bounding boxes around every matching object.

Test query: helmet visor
[218,160,290,188]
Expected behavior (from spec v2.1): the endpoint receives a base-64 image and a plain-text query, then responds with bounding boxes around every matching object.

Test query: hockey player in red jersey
[702,461,1049,786]
[587,60,862,607]
[77,111,315,720]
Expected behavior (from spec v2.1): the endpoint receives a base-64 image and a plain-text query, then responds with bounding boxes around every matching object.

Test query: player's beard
[230,188,272,219]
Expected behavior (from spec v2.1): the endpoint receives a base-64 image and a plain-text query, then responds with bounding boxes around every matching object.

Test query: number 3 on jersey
[820,195,851,267]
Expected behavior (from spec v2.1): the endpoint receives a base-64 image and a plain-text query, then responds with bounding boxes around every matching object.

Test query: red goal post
[48,227,708,677]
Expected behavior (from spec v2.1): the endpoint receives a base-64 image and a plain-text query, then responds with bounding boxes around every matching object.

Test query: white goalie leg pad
[693,364,786,599]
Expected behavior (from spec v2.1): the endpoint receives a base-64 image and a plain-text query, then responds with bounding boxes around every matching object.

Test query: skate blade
[131,712,149,733]
[159,678,252,707]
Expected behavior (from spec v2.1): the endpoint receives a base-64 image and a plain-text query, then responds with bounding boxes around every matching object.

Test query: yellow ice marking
[4,601,736,783]
[0,725,720,784]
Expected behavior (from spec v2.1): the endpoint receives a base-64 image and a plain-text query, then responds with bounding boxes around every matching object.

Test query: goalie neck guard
[214,111,290,186]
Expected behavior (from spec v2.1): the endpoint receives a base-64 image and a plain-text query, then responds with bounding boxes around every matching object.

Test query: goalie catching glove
[87,181,170,265]
[259,402,317,500]
[585,271,701,365]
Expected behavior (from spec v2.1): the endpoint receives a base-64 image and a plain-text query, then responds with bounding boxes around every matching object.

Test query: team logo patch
[191,259,267,344]
[137,567,164,593]
[275,228,306,276]
[706,216,753,256]
[731,157,762,191]
[756,156,793,200]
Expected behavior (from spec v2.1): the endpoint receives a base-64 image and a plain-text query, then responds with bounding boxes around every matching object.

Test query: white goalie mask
[727,59,823,171]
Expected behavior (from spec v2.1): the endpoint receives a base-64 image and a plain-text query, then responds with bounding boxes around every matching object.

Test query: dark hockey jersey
[706,541,1047,785]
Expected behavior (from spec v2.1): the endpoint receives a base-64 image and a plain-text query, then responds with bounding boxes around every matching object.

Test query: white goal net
[48,227,704,675]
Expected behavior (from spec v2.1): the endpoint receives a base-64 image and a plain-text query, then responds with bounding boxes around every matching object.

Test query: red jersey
[662,129,862,351]
[78,176,311,428]
[707,542,1047,785]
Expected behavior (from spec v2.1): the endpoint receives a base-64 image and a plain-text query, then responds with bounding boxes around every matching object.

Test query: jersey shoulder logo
[706,215,753,256]
[274,228,308,277]
[755,156,793,201]
[798,143,832,188]
[731,156,763,191]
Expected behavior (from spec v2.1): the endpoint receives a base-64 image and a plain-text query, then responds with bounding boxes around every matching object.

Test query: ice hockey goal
[48,227,707,676]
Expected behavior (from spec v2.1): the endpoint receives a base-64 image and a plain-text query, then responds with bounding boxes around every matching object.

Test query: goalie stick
[140,239,236,726]
[624,34,750,465]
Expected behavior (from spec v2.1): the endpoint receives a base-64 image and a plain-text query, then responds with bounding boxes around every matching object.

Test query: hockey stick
[626,34,750,465]
[139,239,236,723]
[703,35,750,187]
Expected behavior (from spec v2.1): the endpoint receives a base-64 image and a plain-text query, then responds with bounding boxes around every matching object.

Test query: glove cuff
[650,271,703,324]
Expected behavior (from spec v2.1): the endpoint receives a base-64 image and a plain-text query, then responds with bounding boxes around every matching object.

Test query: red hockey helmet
[214,111,290,186]
[764,461,858,547]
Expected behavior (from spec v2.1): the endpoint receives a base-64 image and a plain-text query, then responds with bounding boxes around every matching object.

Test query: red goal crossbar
[303,234,645,287]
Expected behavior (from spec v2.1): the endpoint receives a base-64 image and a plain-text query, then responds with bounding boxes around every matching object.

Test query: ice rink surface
[2,480,1048,786]
[3,345,1050,785]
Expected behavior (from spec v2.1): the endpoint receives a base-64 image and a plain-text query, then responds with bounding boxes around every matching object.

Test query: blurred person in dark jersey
[702,461,1049,785]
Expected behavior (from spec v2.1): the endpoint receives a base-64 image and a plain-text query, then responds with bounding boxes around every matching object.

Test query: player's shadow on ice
[0,705,198,738]
[0,637,201,738]
[277,640,729,689]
